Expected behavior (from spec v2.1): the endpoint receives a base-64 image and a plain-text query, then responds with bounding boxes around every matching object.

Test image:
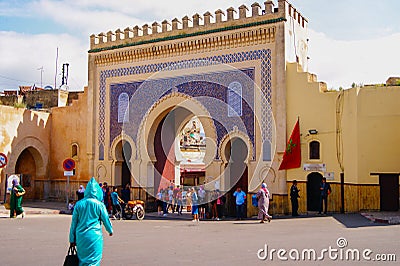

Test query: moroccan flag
[279,119,301,170]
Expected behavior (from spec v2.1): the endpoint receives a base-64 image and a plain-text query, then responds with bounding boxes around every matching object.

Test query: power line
[0,75,38,84]
[0,74,36,84]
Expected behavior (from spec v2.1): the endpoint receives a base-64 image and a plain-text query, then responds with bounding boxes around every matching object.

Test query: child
[67,200,75,214]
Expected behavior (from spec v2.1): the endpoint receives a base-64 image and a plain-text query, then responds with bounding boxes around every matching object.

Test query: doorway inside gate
[225,138,248,217]
[153,108,207,192]
[307,172,323,212]
[15,147,42,199]
[379,174,399,211]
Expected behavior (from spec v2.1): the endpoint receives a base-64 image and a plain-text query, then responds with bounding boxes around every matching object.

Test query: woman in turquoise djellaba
[69,177,113,266]
[9,179,25,218]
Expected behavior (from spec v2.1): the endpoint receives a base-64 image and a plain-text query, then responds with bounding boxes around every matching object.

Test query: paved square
[0,213,398,265]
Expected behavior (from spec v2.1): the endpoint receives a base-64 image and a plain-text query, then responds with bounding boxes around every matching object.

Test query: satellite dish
[60,84,69,91]
[44,85,53,90]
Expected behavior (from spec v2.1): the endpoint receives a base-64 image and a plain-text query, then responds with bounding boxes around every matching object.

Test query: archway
[15,147,43,199]
[113,140,132,187]
[224,137,249,217]
[307,172,323,211]
[135,92,217,194]
[153,107,198,192]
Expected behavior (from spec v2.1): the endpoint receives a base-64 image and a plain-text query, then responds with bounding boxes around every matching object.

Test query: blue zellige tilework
[99,49,272,161]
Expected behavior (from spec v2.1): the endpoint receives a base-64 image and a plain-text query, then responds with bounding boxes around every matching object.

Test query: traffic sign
[0,153,8,168]
[63,158,75,171]
[64,170,74,176]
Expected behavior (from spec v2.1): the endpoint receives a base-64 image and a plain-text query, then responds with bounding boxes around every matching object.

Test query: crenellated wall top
[89,0,307,53]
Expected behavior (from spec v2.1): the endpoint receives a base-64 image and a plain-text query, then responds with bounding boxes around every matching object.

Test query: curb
[0,209,61,215]
[360,213,400,225]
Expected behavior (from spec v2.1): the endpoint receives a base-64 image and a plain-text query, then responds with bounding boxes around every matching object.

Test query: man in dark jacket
[319,177,332,214]
[290,180,300,216]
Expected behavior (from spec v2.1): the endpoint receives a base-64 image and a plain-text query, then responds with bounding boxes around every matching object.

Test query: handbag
[63,246,79,266]
[16,190,26,197]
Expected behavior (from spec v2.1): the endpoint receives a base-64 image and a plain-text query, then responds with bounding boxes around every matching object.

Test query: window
[309,141,320,160]
[118,93,129,123]
[72,144,78,159]
[227,81,242,117]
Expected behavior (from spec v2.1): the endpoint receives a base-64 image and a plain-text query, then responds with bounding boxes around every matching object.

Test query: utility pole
[37,66,44,88]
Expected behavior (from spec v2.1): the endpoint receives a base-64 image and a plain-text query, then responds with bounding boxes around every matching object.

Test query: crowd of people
[156,184,226,221]
[5,174,331,265]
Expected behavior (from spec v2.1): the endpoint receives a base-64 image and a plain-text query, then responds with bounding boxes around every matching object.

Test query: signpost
[63,158,75,208]
[63,158,75,171]
[0,153,8,168]
[303,163,326,172]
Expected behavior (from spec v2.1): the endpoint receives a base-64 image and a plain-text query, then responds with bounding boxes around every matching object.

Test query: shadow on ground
[332,213,390,228]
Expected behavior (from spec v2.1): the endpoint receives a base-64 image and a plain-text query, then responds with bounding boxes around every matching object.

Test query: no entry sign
[0,153,8,168]
[63,158,75,171]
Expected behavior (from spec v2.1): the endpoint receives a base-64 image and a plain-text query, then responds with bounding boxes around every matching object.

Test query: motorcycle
[124,200,145,220]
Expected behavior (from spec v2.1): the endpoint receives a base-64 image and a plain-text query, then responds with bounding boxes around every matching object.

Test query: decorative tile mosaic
[109,69,255,157]
[99,49,272,160]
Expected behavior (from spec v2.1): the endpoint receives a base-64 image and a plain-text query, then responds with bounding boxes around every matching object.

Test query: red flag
[279,119,301,170]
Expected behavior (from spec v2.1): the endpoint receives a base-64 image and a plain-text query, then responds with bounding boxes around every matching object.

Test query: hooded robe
[69,177,113,266]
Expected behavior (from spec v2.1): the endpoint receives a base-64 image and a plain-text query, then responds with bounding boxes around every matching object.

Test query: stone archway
[7,137,48,199]
[136,92,217,196]
[221,136,250,217]
[110,134,136,187]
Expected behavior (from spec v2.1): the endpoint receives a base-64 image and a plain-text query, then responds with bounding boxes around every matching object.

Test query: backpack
[251,194,258,207]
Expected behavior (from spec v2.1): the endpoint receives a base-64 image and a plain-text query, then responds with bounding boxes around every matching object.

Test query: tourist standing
[233,187,246,220]
[191,187,199,222]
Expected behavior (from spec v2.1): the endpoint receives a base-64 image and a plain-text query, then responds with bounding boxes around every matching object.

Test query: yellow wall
[0,90,89,200]
[50,89,89,182]
[285,63,400,212]
[285,63,342,183]
[356,87,400,183]
[0,105,51,198]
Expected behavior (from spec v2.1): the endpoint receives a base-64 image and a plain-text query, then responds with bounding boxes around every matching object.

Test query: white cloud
[308,29,400,89]
[1,0,399,92]
[30,0,260,35]
[29,0,146,36]
[0,31,87,91]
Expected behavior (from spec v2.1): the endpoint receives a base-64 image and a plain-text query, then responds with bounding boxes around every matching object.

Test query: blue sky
[0,0,399,91]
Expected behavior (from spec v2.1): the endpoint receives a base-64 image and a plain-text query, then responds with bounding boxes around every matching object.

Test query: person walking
[69,177,113,265]
[76,185,85,201]
[9,179,25,218]
[256,183,272,223]
[110,187,124,219]
[290,180,300,216]
[102,182,112,215]
[319,177,332,214]
[233,187,246,220]
[121,184,130,203]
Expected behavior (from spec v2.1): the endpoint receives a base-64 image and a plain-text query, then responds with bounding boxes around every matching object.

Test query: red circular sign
[0,153,8,168]
[63,158,75,171]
